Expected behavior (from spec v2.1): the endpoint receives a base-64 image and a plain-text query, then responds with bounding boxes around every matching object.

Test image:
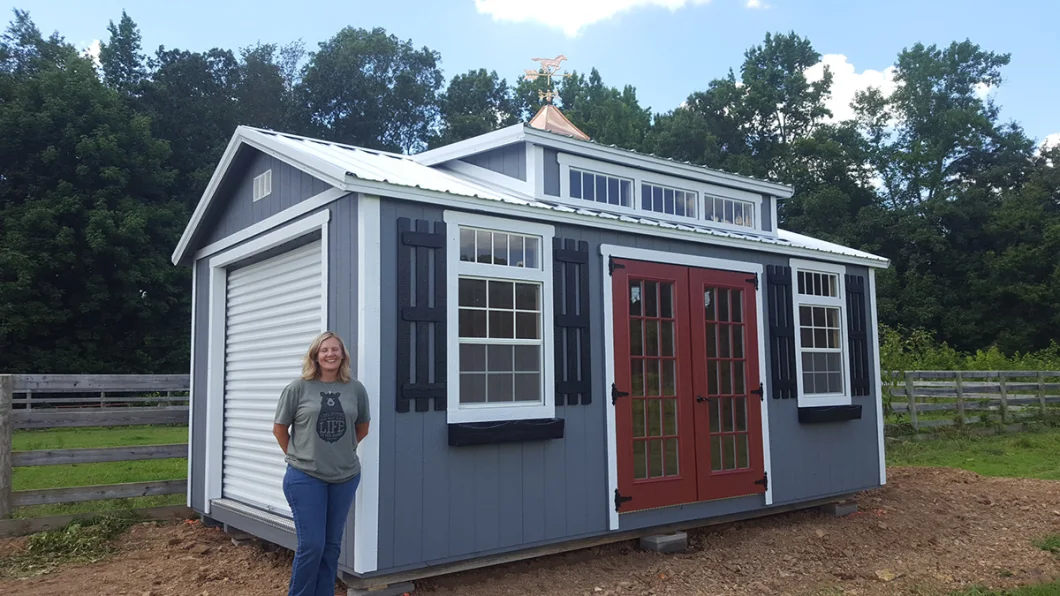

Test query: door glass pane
[664,438,679,476]
[644,282,658,317]
[646,320,659,357]
[633,399,646,438]
[735,397,747,432]
[706,324,717,358]
[732,290,743,322]
[723,436,736,470]
[737,435,749,469]
[711,436,722,471]
[634,440,647,479]
[719,325,731,358]
[710,397,720,433]
[734,361,745,395]
[704,288,715,321]
[720,362,732,395]
[661,321,674,357]
[718,289,730,321]
[662,359,676,396]
[663,398,677,436]
[660,283,673,319]
[722,397,734,432]
[631,359,644,396]
[630,319,643,356]
[645,360,660,396]
[649,439,663,478]
[733,326,744,358]
[708,361,719,395]
[629,281,641,316]
[648,399,662,436]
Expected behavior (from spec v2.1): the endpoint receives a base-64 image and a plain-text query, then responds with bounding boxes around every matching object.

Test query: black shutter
[845,274,871,396]
[396,218,447,413]
[553,238,592,406]
[766,265,798,399]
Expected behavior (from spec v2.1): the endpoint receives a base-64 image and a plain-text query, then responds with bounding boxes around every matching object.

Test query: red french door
[689,268,765,501]
[612,261,698,511]
[612,258,764,513]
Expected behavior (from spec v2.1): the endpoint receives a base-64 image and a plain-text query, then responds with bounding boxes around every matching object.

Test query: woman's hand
[273,423,291,454]
[355,422,370,445]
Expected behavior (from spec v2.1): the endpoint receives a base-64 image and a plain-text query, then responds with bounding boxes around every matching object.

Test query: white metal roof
[172,126,888,268]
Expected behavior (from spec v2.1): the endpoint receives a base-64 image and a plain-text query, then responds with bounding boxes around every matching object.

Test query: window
[705,196,754,228]
[569,167,633,208]
[641,182,698,218]
[790,259,850,407]
[445,211,555,423]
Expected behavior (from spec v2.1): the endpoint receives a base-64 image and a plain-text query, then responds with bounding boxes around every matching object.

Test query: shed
[172,108,890,594]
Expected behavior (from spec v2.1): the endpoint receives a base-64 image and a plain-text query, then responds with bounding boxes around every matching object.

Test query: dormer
[412,105,793,239]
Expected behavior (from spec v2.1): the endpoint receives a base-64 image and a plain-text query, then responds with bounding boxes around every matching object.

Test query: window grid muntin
[705,196,755,228]
[641,182,699,219]
[569,167,633,208]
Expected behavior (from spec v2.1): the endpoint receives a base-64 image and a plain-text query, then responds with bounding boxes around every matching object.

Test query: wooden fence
[0,374,191,536]
[883,370,1060,431]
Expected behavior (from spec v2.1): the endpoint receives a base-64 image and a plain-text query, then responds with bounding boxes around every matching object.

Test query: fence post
[955,371,965,426]
[0,375,12,520]
[998,373,1009,424]
[905,371,918,431]
[1038,371,1047,417]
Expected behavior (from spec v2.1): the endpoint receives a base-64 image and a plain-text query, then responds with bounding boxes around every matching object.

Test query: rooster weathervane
[524,55,572,104]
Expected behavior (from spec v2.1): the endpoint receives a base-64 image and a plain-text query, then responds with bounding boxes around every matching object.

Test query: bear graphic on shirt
[316,391,347,443]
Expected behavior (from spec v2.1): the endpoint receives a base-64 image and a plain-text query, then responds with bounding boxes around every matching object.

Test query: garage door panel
[221,239,322,518]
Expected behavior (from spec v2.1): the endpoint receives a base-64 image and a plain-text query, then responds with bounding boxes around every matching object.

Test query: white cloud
[804,54,898,123]
[1041,133,1060,152]
[474,0,712,37]
[83,39,101,67]
[745,0,767,8]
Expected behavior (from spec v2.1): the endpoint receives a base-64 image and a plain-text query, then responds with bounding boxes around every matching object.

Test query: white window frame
[443,210,556,424]
[790,258,851,407]
[556,152,766,235]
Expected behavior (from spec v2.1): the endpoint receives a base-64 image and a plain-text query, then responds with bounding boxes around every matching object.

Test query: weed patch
[1033,534,1060,555]
[0,515,139,578]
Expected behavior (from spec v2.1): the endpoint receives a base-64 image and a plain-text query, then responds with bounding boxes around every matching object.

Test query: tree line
[1,9,1057,374]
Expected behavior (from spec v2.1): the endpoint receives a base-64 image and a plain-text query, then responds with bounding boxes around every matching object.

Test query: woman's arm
[273,423,291,454]
[355,422,370,444]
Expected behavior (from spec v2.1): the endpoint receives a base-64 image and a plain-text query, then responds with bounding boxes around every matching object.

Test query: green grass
[11,425,188,519]
[886,427,1060,480]
[0,514,142,578]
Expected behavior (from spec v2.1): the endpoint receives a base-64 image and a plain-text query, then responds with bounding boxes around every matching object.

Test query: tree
[429,68,518,148]
[98,9,146,92]
[295,27,443,153]
[557,68,652,151]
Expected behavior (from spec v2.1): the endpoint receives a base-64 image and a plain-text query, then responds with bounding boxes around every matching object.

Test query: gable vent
[253,169,272,201]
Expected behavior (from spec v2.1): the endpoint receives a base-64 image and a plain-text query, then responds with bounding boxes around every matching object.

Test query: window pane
[476,230,491,263]
[460,373,486,403]
[641,183,651,211]
[487,345,513,372]
[621,180,631,206]
[722,397,734,432]
[707,323,717,358]
[648,399,662,436]
[459,278,487,307]
[719,325,731,358]
[720,362,732,394]
[644,282,658,317]
[459,310,487,338]
[492,233,508,266]
[829,329,840,349]
[488,280,513,309]
[704,289,715,321]
[800,305,812,323]
[645,359,660,396]
[634,440,647,479]
[596,175,607,204]
[460,228,475,262]
[662,359,676,396]
[801,328,814,348]
[827,372,842,394]
[664,399,676,436]
[608,177,619,206]
[814,329,827,349]
[724,436,736,470]
[514,345,539,372]
[710,395,720,433]
[736,435,749,469]
[735,397,747,432]
[633,399,646,438]
[708,361,719,395]
[515,312,540,339]
[630,319,643,356]
[524,237,539,269]
[675,191,685,216]
[825,352,842,373]
[718,289,729,321]
[660,283,673,319]
[489,311,514,338]
[803,371,816,393]
[649,439,663,478]
[487,373,514,402]
[646,320,659,357]
[570,170,581,198]
[733,326,744,358]
[711,436,722,471]
[664,438,679,476]
[732,290,743,322]
[704,198,714,221]
[629,281,642,316]
[734,361,745,395]
[509,235,525,268]
[582,172,594,201]
[664,188,674,214]
[515,283,540,311]
[460,344,486,372]
[631,359,644,396]
[661,321,674,357]
[653,186,663,212]
[514,372,540,402]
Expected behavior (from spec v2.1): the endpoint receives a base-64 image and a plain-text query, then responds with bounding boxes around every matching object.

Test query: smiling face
[316,337,344,377]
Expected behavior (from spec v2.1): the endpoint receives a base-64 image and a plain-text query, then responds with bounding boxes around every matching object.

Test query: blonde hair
[301,331,352,382]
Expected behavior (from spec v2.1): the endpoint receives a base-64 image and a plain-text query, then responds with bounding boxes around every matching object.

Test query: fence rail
[0,374,190,537]
[882,370,1060,431]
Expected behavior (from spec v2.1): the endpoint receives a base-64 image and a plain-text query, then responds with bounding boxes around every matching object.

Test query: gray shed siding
[761,197,773,231]
[201,149,332,246]
[461,144,526,181]
[374,196,881,573]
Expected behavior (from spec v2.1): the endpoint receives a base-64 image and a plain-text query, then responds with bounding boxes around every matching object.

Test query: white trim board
[869,269,886,486]
[354,195,382,574]
[598,244,773,531]
[201,209,332,515]
[187,264,197,507]
[439,160,535,198]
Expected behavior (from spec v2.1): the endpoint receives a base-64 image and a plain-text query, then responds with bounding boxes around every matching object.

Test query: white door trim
[202,209,331,515]
[599,244,772,530]
[354,195,381,574]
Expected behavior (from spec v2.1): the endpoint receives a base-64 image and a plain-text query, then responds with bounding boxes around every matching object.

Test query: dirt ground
[3,466,1060,596]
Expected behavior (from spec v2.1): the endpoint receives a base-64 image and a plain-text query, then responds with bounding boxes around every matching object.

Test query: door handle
[696,395,710,403]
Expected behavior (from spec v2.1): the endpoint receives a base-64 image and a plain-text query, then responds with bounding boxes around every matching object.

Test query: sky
[10,0,1060,150]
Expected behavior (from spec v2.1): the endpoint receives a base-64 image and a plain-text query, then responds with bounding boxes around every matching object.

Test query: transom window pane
[569,167,632,207]
[704,197,755,228]
[459,226,539,269]
[641,183,698,218]
[797,271,839,297]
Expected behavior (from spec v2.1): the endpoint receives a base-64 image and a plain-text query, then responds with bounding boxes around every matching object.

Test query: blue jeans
[282,465,360,596]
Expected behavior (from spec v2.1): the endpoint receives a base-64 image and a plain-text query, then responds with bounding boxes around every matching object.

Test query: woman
[273,331,370,596]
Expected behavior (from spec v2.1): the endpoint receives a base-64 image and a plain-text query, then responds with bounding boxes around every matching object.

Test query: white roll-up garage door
[221,239,324,517]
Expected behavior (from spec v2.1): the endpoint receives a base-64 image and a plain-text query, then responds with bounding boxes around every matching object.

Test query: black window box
[448,418,565,447]
[798,404,862,424]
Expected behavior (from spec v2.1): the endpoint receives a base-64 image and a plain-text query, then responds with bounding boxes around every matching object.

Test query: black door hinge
[614,488,633,511]
[755,472,768,491]
[611,383,629,405]
[608,256,625,276]
[751,383,764,401]
[746,272,759,290]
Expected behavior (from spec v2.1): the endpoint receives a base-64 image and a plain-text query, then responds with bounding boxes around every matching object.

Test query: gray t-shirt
[273,377,371,483]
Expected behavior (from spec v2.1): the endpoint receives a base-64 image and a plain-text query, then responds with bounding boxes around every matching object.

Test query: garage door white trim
[203,209,330,515]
